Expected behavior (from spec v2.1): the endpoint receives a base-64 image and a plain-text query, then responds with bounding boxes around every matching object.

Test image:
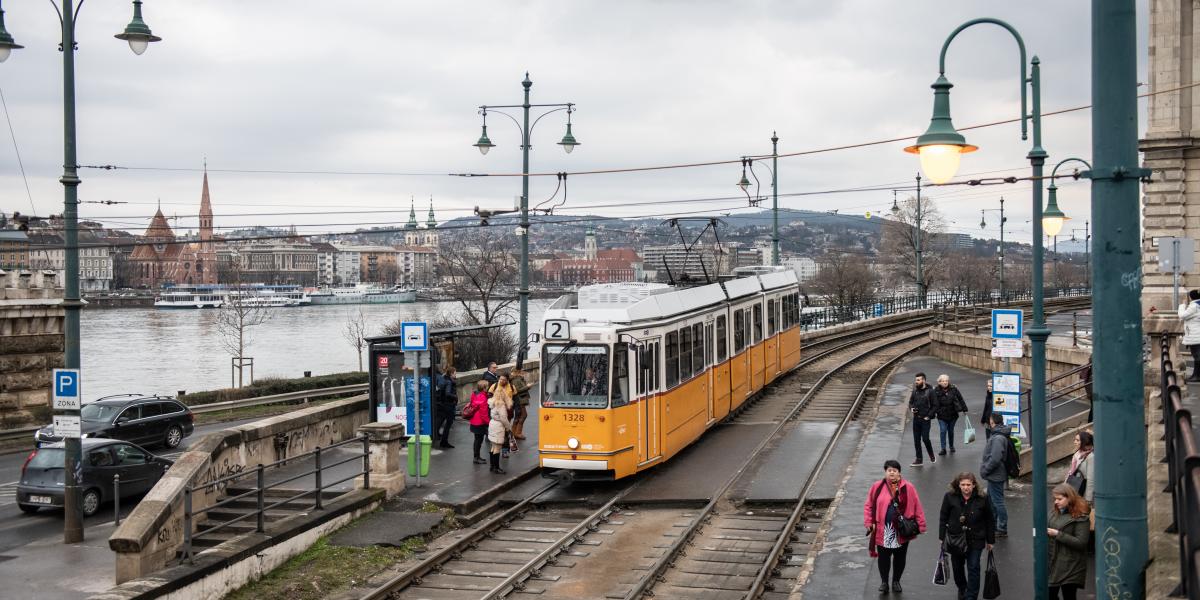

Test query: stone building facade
[0,270,64,426]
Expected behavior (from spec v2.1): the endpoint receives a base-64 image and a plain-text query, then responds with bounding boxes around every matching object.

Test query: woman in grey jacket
[1179,289,1200,381]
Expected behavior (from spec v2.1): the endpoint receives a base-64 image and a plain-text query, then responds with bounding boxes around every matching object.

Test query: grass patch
[180,372,368,407]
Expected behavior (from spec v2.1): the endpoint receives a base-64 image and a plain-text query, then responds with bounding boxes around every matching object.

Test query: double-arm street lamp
[980,197,1006,299]
[904,18,1061,598]
[737,132,781,266]
[1070,222,1090,289]
[473,73,578,354]
[0,0,162,543]
[889,175,925,304]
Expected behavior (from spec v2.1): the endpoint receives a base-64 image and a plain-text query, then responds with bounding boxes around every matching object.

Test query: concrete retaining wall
[930,328,1091,382]
[0,270,64,425]
[450,359,541,407]
[108,397,369,584]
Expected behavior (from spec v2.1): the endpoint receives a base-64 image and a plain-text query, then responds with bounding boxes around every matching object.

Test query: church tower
[197,167,216,284]
[584,228,598,260]
[424,198,439,247]
[404,198,421,246]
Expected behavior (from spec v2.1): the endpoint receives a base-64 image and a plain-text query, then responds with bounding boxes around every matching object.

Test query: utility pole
[915,173,924,306]
[772,132,780,266]
[1091,0,1147,596]
[999,196,1005,299]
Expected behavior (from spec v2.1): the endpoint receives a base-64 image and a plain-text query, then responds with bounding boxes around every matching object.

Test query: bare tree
[214,253,270,387]
[438,228,518,325]
[811,252,878,316]
[881,195,946,297]
[342,307,369,371]
[943,252,997,303]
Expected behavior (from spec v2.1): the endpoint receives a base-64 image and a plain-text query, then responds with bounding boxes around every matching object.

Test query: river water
[79,300,552,399]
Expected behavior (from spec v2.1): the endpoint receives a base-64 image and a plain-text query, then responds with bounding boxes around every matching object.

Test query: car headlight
[80,433,92,438]
[567,437,580,450]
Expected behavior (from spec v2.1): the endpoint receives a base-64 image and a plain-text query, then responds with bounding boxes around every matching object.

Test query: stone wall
[929,328,1092,382]
[0,270,64,426]
[108,396,369,584]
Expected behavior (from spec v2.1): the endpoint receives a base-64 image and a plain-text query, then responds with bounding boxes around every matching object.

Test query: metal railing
[1018,363,1092,420]
[180,434,370,562]
[1159,334,1200,599]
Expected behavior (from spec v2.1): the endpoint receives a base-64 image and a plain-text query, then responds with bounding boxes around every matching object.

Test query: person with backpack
[934,374,969,455]
[979,413,1015,537]
[938,471,995,600]
[863,459,927,594]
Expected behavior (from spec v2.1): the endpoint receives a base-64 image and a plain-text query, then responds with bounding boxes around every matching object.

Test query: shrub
[179,371,368,406]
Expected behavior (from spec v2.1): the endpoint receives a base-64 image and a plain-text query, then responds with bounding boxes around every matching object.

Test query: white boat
[154,285,310,309]
[307,285,417,305]
[154,290,224,309]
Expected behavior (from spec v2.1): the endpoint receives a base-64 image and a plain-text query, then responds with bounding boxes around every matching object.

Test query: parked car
[17,439,173,516]
[34,394,195,449]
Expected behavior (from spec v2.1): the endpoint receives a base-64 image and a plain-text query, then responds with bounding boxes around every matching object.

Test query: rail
[1159,334,1200,599]
[187,384,368,414]
[1018,363,1092,419]
[803,287,1090,332]
[180,434,370,562]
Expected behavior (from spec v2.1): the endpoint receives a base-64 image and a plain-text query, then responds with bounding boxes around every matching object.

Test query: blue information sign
[404,375,432,435]
[400,322,429,351]
[990,309,1024,340]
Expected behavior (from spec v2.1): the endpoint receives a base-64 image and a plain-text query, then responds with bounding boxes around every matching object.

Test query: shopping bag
[932,546,949,585]
[964,422,977,445]
[982,549,1001,599]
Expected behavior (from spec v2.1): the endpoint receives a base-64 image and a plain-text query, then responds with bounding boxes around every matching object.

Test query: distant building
[26,231,113,292]
[643,243,756,282]
[403,199,440,248]
[128,171,217,288]
[313,242,363,286]
[783,256,820,282]
[937,232,973,250]
[0,230,29,270]
[540,233,642,286]
[219,238,318,286]
[395,245,437,288]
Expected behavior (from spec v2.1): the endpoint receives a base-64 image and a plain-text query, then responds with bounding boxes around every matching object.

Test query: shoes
[910,460,924,467]
[493,467,506,475]
[878,582,889,593]
[930,454,937,464]
[440,443,455,449]
[996,530,1008,538]
[891,581,902,593]
[473,457,486,464]
[950,448,956,454]
[938,449,947,456]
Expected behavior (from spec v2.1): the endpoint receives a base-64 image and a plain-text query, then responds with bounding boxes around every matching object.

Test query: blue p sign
[52,368,81,409]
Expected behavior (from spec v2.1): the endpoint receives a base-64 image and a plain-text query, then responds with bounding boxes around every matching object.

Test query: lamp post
[1070,222,1090,290]
[736,132,781,266]
[473,73,577,357]
[0,0,162,544]
[889,176,925,303]
[980,196,1006,300]
[1047,157,1091,295]
[904,19,1060,598]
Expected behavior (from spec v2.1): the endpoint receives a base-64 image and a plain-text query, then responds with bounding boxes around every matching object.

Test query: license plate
[29,495,52,505]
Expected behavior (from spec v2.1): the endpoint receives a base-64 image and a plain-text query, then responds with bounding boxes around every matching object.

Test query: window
[115,406,140,423]
[716,315,728,362]
[679,327,693,380]
[753,303,764,343]
[113,444,148,465]
[612,344,630,408]
[541,345,611,409]
[692,323,704,374]
[638,343,658,396]
[161,402,185,415]
[768,299,777,335]
[88,449,114,467]
[705,323,714,367]
[140,403,163,418]
[665,332,680,388]
[733,310,746,352]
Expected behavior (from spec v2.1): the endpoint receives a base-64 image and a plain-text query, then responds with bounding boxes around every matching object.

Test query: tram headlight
[567,437,580,450]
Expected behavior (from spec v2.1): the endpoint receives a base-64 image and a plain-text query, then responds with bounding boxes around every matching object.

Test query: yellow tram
[537,268,803,481]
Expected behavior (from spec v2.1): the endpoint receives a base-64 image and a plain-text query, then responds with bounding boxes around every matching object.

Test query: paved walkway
[803,355,1095,599]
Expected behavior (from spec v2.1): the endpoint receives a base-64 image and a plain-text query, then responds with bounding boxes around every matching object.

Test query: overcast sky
[0,1,1148,245]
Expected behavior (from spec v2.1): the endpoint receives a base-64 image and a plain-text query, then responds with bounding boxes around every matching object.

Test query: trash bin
[407,434,432,477]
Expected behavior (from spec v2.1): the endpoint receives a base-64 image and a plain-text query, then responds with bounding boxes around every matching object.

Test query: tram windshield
[542,345,610,409]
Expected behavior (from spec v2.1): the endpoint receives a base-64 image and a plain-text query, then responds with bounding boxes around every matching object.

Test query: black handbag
[893,493,921,538]
[946,496,973,554]
[982,550,1001,599]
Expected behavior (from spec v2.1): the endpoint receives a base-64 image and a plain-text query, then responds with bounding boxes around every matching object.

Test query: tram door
[705,321,715,423]
[637,340,661,464]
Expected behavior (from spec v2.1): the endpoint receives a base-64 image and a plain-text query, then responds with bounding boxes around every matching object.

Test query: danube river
[79,300,552,399]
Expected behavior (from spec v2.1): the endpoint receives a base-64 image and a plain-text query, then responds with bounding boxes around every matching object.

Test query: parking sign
[52,368,81,411]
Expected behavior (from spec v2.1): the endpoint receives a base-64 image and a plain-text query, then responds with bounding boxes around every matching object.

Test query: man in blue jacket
[979,413,1011,537]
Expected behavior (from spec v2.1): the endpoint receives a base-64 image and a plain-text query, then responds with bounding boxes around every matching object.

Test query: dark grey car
[34,394,195,449]
[16,439,172,516]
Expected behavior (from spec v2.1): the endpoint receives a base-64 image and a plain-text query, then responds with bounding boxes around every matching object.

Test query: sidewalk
[803,355,1094,599]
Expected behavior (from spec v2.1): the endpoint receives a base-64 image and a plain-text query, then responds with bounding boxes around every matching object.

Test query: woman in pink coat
[863,459,927,594]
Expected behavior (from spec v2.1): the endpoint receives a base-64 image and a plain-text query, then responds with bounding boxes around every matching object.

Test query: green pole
[915,173,923,305]
[60,0,84,544]
[519,74,531,356]
[1091,0,1147,596]
[771,132,779,266]
[1000,196,1005,299]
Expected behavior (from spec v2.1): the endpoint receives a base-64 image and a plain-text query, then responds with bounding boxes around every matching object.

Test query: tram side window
[665,331,680,388]
[717,315,728,362]
[792,293,801,325]
[692,323,704,375]
[753,303,764,343]
[679,326,693,380]
[733,310,746,352]
[612,344,630,408]
[767,299,777,336]
[781,295,791,329]
[638,343,657,395]
[705,323,714,367]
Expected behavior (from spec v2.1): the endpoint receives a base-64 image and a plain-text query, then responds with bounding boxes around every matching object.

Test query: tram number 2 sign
[545,319,571,340]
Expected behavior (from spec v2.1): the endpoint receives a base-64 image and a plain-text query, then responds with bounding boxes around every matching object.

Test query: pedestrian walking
[1048,484,1091,600]
[482,361,501,385]
[433,366,458,449]
[981,379,994,440]
[863,459,927,594]
[487,380,513,475]
[934,374,969,455]
[467,380,490,465]
[909,373,937,467]
[490,374,518,456]
[509,367,531,441]
[938,471,995,600]
[979,413,1011,537]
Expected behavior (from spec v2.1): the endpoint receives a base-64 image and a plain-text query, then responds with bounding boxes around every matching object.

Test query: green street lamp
[907,18,1055,598]
[736,135,782,265]
[1,0,161,544]
[1045,158,1090,239]
[981,196,1006,299]
[473,73,578,359]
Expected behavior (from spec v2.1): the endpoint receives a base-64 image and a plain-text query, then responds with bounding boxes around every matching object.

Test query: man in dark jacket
[482,362,500,385]
[981,379,994,439]
[908,372,937,467]
[979,414,1011,536]
[433,366,458,449]
[934,374,969,455]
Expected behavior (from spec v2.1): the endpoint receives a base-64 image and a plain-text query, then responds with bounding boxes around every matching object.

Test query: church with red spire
[128,170,217,288]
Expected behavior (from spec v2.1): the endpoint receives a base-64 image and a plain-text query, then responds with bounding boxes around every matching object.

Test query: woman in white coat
[1179,289,1200,381]
[487,381,513,474]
